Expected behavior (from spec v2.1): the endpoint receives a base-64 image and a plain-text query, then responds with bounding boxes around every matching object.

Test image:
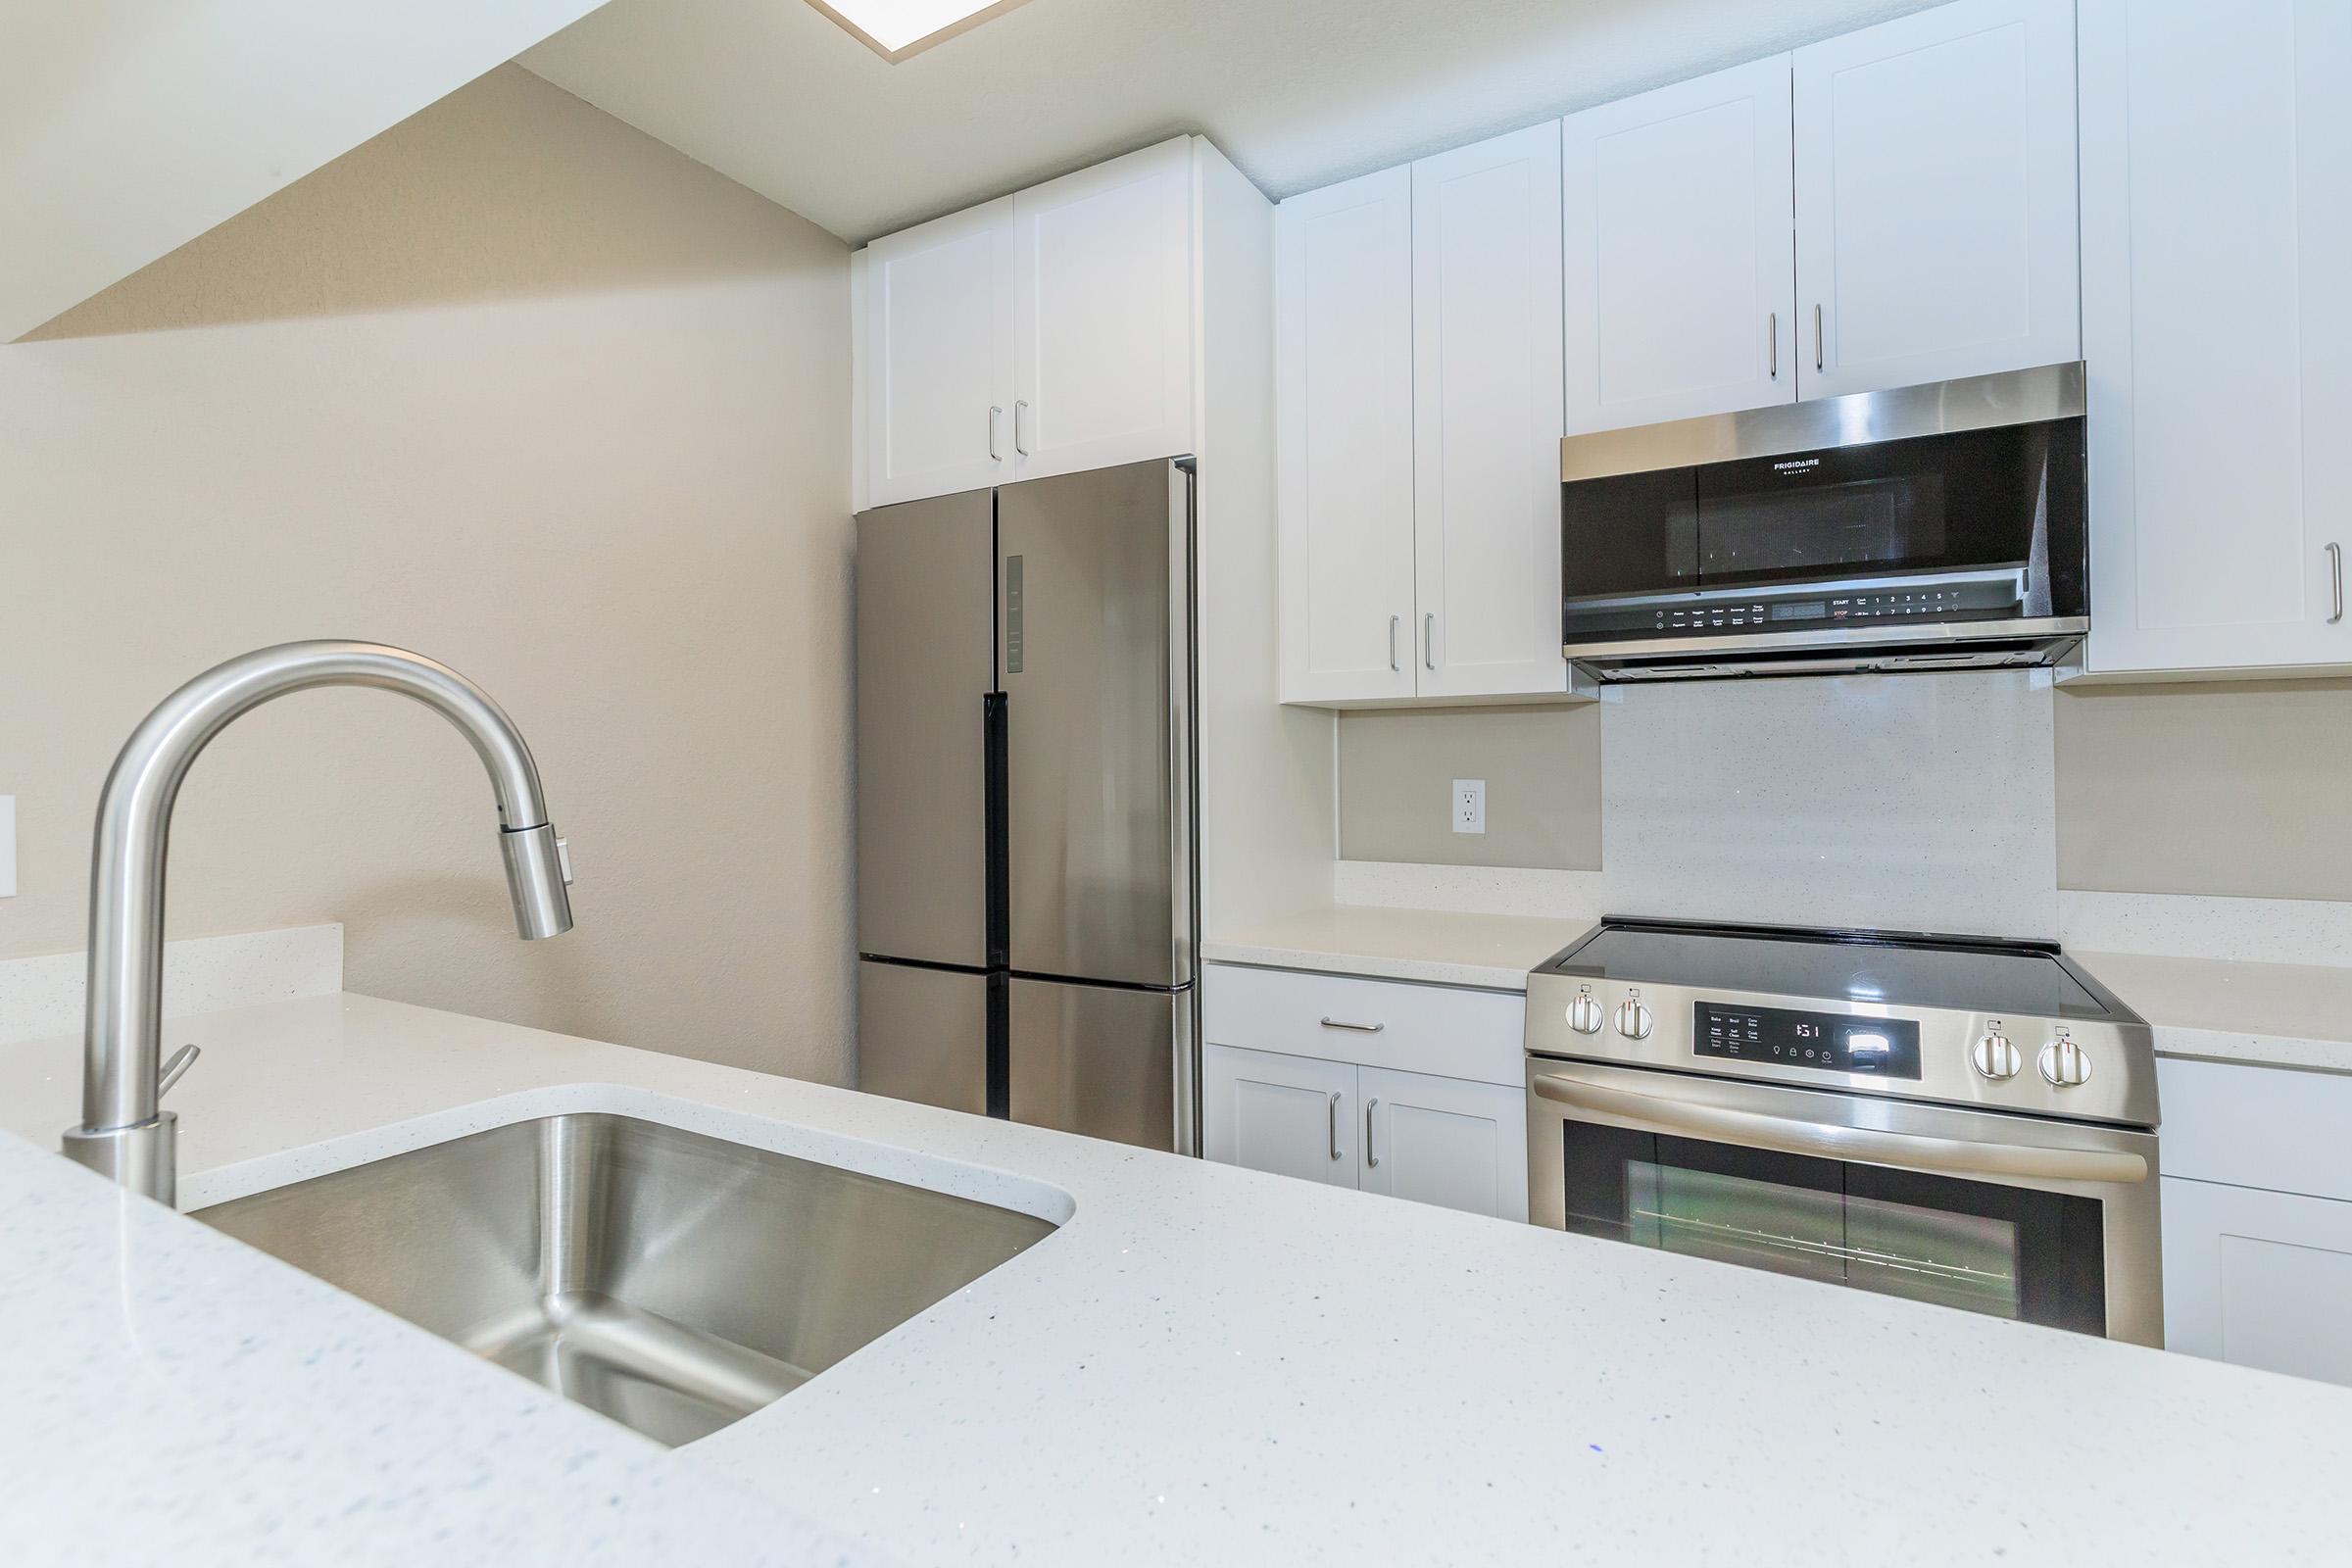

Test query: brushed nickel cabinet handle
[1389,614,1400,671]
[1814,303,1825,373]
[2330,542,2344,624]
[1318,1016,1385,1033]
[987,405,1003,462]
[1013,399,1031,457]
[1365,1099,1380,1168]
[1327,1091,1343,1161]
[1768,312,1778,380]
[1423,612,1436,671]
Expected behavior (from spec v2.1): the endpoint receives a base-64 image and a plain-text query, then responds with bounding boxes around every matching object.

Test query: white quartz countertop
[7,992,2352,1565]
[1202,904,1585,989]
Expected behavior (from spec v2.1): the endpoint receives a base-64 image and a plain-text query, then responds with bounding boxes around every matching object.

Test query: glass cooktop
[1543,917,2111,1019]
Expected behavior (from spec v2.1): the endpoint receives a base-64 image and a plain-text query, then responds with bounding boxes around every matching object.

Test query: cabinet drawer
[2157,1058,2352,1203]
[1202,963,1524,1086]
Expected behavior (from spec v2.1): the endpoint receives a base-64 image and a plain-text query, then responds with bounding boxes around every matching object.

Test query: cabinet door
[2164,1176,2352,1389]
[1410,123,1568,699]
[1010,137,1195,481]
[862,197,1014,507]
[1562,57,1797,434]
[1358,1067,1528,1222]
[2079,0,2352,675]
[1275,168,1419,704]
[1201,1043,1357,1189]
[1792,0,2079,400]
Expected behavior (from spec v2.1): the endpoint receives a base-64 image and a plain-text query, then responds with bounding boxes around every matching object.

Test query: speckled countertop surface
[6,992,2352,1565]
[1202,905,1585,989]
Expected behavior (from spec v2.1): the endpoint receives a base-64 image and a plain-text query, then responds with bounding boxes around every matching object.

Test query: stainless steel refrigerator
[854,458,1198,1154]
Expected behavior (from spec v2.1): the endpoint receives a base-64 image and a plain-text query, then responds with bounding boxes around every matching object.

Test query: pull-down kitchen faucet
[61,642,574,1204]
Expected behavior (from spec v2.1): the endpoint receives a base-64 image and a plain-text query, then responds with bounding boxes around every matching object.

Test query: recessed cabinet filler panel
[854,459,1200,1155]
[1557,362,2087,681]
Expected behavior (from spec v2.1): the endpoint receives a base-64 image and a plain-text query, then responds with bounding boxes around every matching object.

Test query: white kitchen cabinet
[1274,127,1569,706]
[1561,57,1797,434]
[1410,123,1568,700]
[2078,0,2352,677]
[1274,168,1418,703]
[1010,138,1196,481]
[2163,1176,2352,1389]
[1359,1065,1529,1222]
[1791,0,2079,400]
[1201,964,1531,1221]
[861,197,1014,508]
[857,138,1198,508]
[1202,1042,1358,1189]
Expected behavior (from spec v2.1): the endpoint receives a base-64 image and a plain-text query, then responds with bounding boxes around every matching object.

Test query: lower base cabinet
[1203,1042,1528,1221]
[2162,1175,2352,1388]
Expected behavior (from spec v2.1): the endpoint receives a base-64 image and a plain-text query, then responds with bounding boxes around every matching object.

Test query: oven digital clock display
[1692,1002,1922,1079]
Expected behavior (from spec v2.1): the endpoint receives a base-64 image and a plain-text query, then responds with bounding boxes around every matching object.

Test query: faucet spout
[62,642,574,1204]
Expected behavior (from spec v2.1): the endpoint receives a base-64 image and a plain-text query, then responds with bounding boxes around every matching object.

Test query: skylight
[807,0,1034,62]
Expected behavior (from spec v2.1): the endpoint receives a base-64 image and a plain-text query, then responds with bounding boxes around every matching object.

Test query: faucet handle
[158,1044,201,1099]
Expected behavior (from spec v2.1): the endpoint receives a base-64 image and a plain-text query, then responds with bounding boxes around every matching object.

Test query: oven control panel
[1692,1002,1922,1080]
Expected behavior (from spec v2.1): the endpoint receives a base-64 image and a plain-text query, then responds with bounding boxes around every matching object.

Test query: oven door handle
[1531,1073,2150,1186]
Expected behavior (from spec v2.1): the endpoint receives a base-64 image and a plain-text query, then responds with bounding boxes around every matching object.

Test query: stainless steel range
[1525,917,2161,1344]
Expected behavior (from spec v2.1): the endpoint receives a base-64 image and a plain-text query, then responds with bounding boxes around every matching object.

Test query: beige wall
[0,66,857,1080]
[2054,679,2352,902]
[1338,683,2350,903]
[1337,706,1600,870]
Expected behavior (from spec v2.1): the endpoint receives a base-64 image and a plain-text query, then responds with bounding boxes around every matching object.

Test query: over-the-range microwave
[1558,362,2086,682]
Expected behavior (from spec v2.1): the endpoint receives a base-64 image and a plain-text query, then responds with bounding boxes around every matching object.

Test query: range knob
[1972,1033,2022,1081]
[1566,994,1605,1035]
[2038,1038,2092,1088]
[1614,998,1654,1041]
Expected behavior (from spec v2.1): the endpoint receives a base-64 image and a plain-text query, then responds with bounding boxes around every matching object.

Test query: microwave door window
[1691,424,2058,593]
[1561,467,1698,601]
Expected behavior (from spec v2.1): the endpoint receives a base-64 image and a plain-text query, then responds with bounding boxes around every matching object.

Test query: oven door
[1527,1058,2161,1346]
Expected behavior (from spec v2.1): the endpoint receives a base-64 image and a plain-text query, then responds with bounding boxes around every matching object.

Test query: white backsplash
[0,923,343,1048]
[1338,671,2061,939]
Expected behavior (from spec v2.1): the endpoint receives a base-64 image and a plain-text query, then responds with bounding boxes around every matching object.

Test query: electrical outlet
[1451,778,1486,835]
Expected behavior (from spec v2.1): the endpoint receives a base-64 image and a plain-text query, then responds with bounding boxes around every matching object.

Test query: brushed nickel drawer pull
[1365,1099,1380,1168]
[2329,542,2344,624]
[1318,1016,1385,1033]
[1327,1092,1343,1161]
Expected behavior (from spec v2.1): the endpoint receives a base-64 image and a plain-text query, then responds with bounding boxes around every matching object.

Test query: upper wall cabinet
[1562,57,1797,433]
[862,198,1015,507]
[860,138,1197,508]
[1275,168,1418,703]
[1411,124,1570,701]
[1792,0,2081,400]
[2078,0,2352,677]
[1276,126,1570,706]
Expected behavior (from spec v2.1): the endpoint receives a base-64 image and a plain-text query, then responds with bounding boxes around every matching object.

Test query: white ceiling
[522,0,1942,244]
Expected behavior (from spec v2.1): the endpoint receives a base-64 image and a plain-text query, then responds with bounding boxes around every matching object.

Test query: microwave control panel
[1692,1002,1923,1080]
[1561,577,2021,643]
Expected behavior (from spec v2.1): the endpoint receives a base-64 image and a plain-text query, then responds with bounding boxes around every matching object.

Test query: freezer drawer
[858,960,989,1116]
[998,461,1195,988]
[856,487,996,969]
[1008,977,1193,1154]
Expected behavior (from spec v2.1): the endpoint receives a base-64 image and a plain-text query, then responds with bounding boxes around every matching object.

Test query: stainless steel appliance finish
[998,462,1195,989]
[858,959,990,1116]
[1559,361,2086,483]
[62,641,573,1205]
[194,1114,1054,1446]
[1007,977,1193,1153]
[1525,917,2163,1344]
[1557,363,2087,682]
[855,459,1200,1154]
[856,487,995,970]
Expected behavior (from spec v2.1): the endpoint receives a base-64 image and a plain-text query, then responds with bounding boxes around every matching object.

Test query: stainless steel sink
[193,1113,1055,1446]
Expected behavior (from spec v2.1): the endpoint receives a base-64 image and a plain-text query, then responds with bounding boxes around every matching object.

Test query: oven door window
[1560,1121,2107,1334]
